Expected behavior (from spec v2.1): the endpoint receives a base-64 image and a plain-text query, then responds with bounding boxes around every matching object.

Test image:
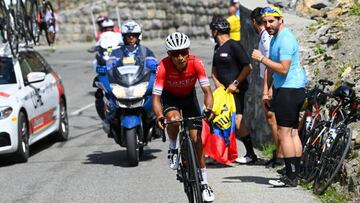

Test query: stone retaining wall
[57,0,229,43]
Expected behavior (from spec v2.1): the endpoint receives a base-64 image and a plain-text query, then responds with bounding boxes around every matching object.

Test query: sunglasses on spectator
[168,49,189,57]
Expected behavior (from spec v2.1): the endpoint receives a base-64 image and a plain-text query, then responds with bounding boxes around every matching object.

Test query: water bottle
[327,128,337,147]
[305,116,312,132]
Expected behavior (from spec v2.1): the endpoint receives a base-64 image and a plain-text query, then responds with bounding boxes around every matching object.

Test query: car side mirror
[27,72,46,83]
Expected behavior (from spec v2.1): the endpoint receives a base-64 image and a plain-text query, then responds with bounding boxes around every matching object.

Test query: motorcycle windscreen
[109,64,151,87]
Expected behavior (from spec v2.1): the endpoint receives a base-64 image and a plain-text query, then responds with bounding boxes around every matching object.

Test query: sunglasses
[124,33,140,38]
[168,49,189,57]
[260,7,279,15]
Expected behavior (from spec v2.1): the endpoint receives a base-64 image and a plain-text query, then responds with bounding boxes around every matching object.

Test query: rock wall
[56,0,229,43]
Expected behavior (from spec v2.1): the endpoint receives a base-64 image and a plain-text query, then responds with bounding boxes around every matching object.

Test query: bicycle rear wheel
[15,0,30,45]
[43,1,55,45]
[184,136,203,203]
[6,10,19,56]
[313,126,352,195]
[299,121,327,183]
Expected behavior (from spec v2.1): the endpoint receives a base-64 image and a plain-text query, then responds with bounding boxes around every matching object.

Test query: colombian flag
[202,113,238,164]
[202,87,238,164]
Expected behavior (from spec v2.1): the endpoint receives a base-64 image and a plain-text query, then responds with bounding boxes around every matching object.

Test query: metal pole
[116,6,121,29]
[90,7,97,40]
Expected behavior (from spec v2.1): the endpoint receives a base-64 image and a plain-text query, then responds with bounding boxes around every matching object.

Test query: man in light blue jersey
[252,6,307,187]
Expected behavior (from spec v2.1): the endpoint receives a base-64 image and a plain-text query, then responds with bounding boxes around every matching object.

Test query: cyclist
[45,6,56,45]
[152,32,215,202]
[252,6,307,187]
[97,20,156,133]
[95,17,121,41]
[210,17,257,164]
[250,7,283,167]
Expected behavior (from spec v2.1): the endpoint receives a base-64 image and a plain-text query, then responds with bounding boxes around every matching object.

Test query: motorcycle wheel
[125,128,139,167]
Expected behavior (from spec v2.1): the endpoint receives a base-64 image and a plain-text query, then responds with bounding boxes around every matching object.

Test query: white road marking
[70,103,95,116]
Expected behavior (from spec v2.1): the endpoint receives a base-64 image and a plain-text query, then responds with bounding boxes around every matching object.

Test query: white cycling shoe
[168,148,179,170]
[202,184,215,202]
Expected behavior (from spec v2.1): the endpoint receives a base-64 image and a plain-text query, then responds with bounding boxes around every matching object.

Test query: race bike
[93,46,159,166]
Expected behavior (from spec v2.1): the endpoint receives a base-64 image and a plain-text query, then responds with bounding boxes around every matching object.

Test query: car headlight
[111,82,149,99]
[0,106,13,120]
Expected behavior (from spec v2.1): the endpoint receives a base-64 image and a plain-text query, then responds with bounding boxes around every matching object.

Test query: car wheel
[54,98,69,141]
[14,111,30,162]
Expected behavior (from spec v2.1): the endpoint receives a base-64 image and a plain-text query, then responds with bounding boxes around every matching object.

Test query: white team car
[0,49,68,162]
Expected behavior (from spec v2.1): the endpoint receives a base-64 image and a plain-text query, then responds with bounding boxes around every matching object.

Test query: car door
[19,51,54,137]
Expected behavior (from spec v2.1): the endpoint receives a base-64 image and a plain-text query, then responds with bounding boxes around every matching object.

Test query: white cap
[232,0,240,3]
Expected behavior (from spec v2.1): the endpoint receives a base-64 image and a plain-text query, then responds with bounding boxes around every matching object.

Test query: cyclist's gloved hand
[96,53,106,66]
[203,108,215,122]
[156,116,166,130]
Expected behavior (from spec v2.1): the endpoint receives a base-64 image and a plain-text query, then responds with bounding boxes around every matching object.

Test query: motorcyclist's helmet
[165,32,190,51]
[98,31,122,49]
[209,17,230,33]
[121,20,142,41]
[101,19,115,28]
[96,15,107,26]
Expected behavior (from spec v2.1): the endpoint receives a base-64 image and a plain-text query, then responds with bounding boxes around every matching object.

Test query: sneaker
[202,184,215,202]
[168,148,179,170]
[235,154,258,164]
[269,175,298,187]
[102,121,110,134]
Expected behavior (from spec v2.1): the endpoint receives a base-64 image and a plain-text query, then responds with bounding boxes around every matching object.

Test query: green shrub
[349,4,360,16]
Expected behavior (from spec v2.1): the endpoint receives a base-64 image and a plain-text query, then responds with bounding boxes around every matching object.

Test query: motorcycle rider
[95,20,157,134]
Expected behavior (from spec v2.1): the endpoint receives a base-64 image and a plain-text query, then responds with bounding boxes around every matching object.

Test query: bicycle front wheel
[299,121,327,182]
[184,136,203,203]
[313,126,352,195]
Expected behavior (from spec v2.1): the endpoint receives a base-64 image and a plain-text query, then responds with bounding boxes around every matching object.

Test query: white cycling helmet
[98,31,123,49]
[101,19,115,28]
[165,32,190,51]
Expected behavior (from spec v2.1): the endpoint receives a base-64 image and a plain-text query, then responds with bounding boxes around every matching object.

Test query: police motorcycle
[92,33,158,166]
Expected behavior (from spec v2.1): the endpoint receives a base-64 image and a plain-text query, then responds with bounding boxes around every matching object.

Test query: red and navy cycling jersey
[153,55,210,97]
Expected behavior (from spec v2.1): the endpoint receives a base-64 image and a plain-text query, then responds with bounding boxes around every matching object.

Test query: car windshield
[0,57,16,85]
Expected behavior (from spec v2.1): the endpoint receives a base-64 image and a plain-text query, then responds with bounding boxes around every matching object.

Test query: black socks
[240,135,256,157]
[284,157,301,180]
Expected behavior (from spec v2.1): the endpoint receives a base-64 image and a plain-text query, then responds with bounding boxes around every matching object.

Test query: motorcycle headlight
[0,106,13,120]
[111,82,149,99]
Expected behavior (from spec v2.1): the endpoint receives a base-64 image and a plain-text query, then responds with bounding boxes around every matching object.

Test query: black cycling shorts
[233,90,246,114]
[161,90,202,130]
[272,88,305,128]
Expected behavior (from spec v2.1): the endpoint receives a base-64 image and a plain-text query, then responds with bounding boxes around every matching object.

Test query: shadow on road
[0,137,58,167]
[223,175,273,185]
[83,148,162,167]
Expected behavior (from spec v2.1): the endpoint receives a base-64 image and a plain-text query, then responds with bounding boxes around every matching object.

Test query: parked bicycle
[164,114,209,203]
[312,80,359,195]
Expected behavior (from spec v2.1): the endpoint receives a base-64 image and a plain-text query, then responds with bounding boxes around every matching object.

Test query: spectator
[230,0,241,16]
[210,17,257,164]
[252,6,307,187]
[250,7,283,167]
[227,5,241,41]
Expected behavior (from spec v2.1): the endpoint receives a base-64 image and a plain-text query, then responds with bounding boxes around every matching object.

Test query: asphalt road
[0,40,318,202]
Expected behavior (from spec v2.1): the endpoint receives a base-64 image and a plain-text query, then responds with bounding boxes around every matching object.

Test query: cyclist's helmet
[121,20,142,40]
[165,32,190,51]
[209,17,230,33]
[101,19,115,28]
[96,15,107,25]
[333,84,356,100]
